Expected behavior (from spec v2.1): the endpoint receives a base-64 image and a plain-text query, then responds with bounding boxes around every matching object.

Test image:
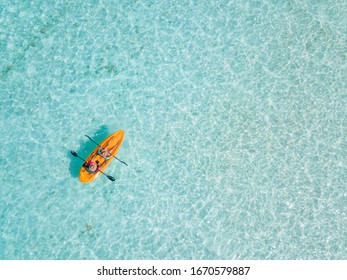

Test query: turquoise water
[0,0,346,259]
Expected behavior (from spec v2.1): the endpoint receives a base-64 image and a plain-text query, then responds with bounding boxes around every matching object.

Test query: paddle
[84,134,128,166]
[70,150,115,181]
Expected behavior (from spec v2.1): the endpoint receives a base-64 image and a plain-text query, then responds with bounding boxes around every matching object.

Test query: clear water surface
[0,0,346,259]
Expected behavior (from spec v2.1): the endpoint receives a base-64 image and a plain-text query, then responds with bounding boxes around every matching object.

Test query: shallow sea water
[0,0,346,259]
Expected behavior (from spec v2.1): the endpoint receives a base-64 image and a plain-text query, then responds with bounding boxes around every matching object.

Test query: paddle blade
[115,157,128,166]
[107,175,116,181]
[71,150,78,157]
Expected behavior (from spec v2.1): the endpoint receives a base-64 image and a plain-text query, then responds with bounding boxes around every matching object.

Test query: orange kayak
[79,130,124,183]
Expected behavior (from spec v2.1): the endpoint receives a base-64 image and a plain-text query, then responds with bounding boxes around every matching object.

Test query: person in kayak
[98,148,112,159]
[84,159,105,173]
[98,139,121,159]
